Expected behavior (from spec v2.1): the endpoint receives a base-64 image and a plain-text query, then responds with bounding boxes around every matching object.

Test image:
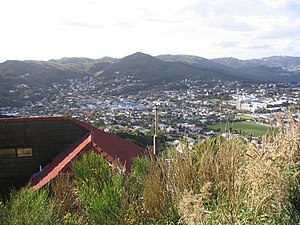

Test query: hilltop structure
[0,117,143,195]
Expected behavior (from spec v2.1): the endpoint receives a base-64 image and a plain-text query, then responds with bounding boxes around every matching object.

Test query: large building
[234,94,288,113]
[0,117,144,196]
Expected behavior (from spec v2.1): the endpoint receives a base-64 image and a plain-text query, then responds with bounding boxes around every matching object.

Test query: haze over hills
[100,52,242,84]
[158,54,300,83]
[1,52,300,106]
[213,56,300,72]
[0,52,300,106]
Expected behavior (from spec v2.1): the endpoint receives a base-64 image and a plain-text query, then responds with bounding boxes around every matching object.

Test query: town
[1,75,300,149]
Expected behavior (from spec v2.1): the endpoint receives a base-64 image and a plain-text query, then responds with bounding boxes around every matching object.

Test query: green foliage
[288,104,300,112]
[235,114,253,120]
[72,152,112,193]
[63,213,74,224]
[50,173,87,225]
[286,165,300,224]
[72,152,124,225]
[112,128,152,148]
[127,156,152,196]
[3,118,300,224]
[3,188,59,225]
[0,200,6,222]
[130,157,152,183]
[190,135,223,159]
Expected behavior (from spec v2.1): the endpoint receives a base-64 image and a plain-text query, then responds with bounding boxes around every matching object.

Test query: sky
[1,0,300,62]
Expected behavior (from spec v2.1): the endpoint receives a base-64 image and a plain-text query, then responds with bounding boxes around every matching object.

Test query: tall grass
[174,118,300,224]
[51,173,87,225]
[136,118,300,224]
[1,116,300,224]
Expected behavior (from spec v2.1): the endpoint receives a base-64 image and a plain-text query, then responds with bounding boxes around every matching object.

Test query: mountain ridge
[1,52,300,106]
[1,52,300,95]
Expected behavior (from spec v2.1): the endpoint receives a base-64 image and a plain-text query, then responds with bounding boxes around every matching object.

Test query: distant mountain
[47,57,118,74]
[0,56,119,89]
[1,53,300,88]
[212,56,300,82]
[0,60,88,86]
[157,54,246,80]
[211,57,256,68]
[0,60,90,106]
[101,52,240,84]
[213,56,300,72]
[1,53,300,107]
[250,56,300,72]
[48,57,95,65]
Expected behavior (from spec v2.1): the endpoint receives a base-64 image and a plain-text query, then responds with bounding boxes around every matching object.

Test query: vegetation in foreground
[1,118,300,224]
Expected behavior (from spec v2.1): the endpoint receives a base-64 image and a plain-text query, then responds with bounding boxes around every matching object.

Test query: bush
[3,188,59,225]
[2,117,300,224]
[72,152,124,225]
[51,173,87,225]
[0,200,6,223]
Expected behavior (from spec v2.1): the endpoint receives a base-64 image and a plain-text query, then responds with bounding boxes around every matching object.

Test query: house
[0,116,144,195]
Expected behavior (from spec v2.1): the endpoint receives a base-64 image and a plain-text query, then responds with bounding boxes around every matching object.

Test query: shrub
[51,173,87,225]
[71,152,124,225]
[0,200,6,223]
[2,117,300,224]
[3,188,59,225]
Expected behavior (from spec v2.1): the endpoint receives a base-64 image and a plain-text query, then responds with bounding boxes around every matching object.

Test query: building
[236,98,288,113]
[0,117,144,196]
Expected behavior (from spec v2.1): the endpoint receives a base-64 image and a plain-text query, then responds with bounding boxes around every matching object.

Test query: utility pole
[153,104,159,155]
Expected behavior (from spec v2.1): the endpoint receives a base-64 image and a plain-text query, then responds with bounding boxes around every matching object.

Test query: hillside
[157,54,250,81]
[1,53,300,88]
[160,54,300,83]
[101,52,239,84]
[0,60,90,106]
[212,56,300,82]
[1,52,300,106]
[251,56,300,72]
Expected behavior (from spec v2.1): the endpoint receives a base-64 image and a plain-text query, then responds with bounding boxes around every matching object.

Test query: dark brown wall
[0,119,88,196]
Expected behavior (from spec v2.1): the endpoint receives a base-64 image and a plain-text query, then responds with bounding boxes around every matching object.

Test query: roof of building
[0,116,144,190]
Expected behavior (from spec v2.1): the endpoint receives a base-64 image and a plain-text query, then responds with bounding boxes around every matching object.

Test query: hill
[0,60,89,106]
[159,54,300,83]
[212,56,300,82]
[1,52,300,106]
[101,52,240,84]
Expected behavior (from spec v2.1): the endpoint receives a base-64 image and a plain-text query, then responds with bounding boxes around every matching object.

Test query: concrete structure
[236,98,288,113]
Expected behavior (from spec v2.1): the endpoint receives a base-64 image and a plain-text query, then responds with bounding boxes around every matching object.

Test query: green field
[207,121,274,137]
[235,114,253,120]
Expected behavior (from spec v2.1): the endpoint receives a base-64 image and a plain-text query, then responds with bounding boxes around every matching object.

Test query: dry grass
[50,173,88,225]
[174,117,300,224]
[142,161,170,219]
[2,116,300,224]
[135,116,300,224]
[178,183,212,225]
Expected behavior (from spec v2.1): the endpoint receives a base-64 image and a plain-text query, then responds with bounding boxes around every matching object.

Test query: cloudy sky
[1,0,300,62]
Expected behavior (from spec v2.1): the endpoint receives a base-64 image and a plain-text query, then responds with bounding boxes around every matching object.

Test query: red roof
[30,134,92,190]
[70,118,143,170]
[1,116,144,190]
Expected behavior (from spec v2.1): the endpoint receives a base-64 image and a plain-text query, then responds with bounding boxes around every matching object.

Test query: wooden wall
[0,119,88,196]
